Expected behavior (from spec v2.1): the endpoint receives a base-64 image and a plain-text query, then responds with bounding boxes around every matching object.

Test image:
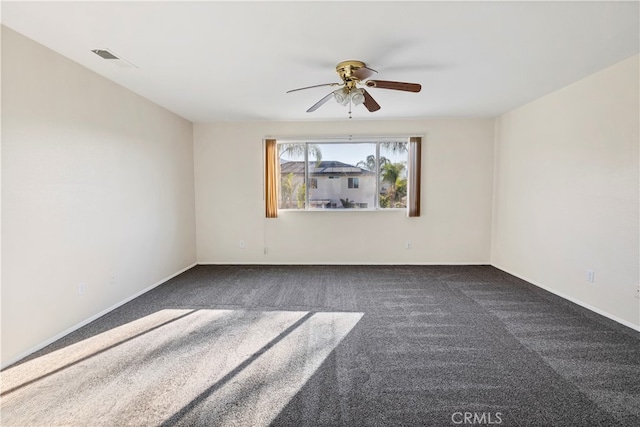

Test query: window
[274,138,420,212]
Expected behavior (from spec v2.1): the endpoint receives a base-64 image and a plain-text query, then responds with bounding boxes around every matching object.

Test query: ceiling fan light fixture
[333,87,350,106]
[350,88,365,106]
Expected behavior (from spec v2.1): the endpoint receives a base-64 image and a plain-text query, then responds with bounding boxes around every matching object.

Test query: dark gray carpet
[2,265,639,426]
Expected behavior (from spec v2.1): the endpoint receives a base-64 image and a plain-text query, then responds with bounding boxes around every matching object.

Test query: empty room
[1,1,639,426]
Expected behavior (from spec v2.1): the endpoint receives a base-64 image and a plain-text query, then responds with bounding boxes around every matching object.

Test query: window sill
[278,208,407,213]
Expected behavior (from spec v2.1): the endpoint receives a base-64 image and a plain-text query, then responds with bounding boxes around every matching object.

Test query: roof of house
[280,161,375,176]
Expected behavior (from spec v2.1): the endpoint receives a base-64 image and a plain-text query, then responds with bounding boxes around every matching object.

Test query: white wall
[194,119,495,264]
[1,27,197,366]
[492,55,640,328]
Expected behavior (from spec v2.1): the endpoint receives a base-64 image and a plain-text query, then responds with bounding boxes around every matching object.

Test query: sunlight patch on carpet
[1,309,363,426]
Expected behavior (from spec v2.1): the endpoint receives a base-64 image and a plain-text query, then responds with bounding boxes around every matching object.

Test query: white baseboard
[1,263,197,370]
[492,264,640,332]
[197,261,490,266]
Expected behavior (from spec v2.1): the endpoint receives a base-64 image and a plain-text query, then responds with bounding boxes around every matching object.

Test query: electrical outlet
[405,242,411,250]
[635,286,640,299]
[239,240,245,249]
[78,282,86,296]
[586,270,595,283]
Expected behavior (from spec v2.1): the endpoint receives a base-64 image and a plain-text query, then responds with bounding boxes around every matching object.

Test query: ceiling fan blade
[362,89,381,112]
[287,83,341,93]
[353,66,378,80]
[365,80,422,93]
[306,92,335,113]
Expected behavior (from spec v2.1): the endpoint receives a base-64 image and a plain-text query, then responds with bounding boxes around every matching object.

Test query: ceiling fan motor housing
[336,60,367,89]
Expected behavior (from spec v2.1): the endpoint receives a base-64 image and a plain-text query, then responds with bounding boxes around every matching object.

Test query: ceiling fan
[287,60,421,118]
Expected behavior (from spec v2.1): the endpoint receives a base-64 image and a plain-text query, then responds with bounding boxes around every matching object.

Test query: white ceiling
[2,1,638,122]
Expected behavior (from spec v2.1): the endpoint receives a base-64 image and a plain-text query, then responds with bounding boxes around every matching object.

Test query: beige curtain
[408,136,422,217]
[265,139,278,218]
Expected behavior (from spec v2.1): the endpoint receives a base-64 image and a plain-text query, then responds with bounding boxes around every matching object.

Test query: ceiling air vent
[91,49,137,68]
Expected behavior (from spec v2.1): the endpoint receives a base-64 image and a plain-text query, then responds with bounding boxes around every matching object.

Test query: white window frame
[277,136,411,212]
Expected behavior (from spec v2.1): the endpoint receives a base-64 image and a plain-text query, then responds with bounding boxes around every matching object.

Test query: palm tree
[340,198,355,208]
[280,172,298,209]
[381,162,406,207]
[279,143,322,162]
[296,183,306,209]
[380,141,408,155]
[356,154,390,171]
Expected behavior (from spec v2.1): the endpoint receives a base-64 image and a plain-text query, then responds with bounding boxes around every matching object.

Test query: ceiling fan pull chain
[348,96,353,119]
